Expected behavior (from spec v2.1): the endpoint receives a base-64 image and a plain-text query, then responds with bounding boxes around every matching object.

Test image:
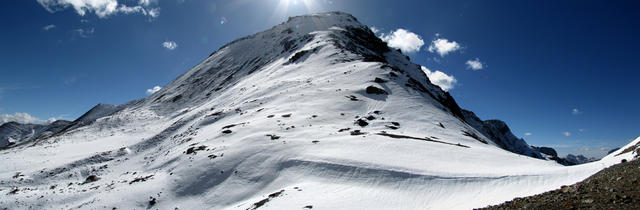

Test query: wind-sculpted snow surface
[0,12,635,209]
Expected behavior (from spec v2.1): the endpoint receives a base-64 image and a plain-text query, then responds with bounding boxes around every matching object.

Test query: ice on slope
[0,11,635,210]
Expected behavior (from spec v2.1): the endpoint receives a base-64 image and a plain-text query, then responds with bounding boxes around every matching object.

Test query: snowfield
[0,12,636,210]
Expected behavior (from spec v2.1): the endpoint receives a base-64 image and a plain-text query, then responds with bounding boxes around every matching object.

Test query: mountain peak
[141,11,386,114]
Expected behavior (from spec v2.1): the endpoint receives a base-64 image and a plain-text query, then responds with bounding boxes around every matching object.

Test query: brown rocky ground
[479,158,640,209]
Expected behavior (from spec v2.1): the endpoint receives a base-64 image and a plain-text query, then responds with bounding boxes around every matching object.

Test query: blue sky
[0,0,638,158]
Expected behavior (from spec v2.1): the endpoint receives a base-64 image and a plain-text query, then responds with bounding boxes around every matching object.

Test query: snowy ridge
[0,11,635,209]
[462,110,543,158]
[58,102,135,133]
[0,120,71,148]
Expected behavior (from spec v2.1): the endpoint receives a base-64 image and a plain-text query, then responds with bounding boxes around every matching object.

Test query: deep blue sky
[0,0,638,157]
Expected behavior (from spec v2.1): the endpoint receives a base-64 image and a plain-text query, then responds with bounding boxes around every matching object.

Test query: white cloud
[562,131,571,137]
[0,113,55,124]
[428,38,461,57]
[43,24,56,30]
[74,28,94,38]
[524,132,532,136]
[162,41,178,50]
[147,8,160,18]
[139,0,151,6]
[146,86,162,95]
[572,108,582,115]
[379,29,425,53]
[421,66,457,91]
[370,26,379,34]
[465,58,483,70]
[578,128,586,132]
[118,5,144,14]
[37,0,160,19]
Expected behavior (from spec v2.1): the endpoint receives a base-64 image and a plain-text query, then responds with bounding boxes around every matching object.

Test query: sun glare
[271,0,322,24]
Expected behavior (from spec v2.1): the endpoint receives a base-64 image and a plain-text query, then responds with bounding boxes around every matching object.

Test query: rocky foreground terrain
[480,157,640,209]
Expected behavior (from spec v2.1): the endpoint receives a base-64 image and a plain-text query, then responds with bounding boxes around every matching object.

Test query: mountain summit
[0,12,634,209]
[135,11,542,158]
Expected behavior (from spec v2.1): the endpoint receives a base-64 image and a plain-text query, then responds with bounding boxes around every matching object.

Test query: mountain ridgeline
[2,12,547,160]
[133,11,543,159]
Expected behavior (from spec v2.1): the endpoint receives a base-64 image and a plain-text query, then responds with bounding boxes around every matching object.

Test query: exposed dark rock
[266,134,281,140]
[285,48,317,65]
[385,125,399,130]
[186,145,207,155]
[355,119,369,127]
[480,159,640,210]
[531,146,558,157]
[376,132,469,148]
[85,175,100,183]
[438,122,445,128]
[365,86,388,95]
[129,175,154,184]
[374,77,386,83]
[338,128,351,132]
[462,130,488,144]
[248,190,285,210]
[350,130,366,135]
[346,95,359,101]
[148,197,157,206]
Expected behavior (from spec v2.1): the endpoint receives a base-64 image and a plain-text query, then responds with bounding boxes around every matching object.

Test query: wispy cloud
[162,41,178,50]
[43,24,56,31]
[0,113,56,124]
[524,132,532,136]
[147,8,160,18]
[64,76,77,85]
[146,85,162,95]
[562,131,571,137]
[37,0,160,19]
[378,28,425,53]
[428,38,461,57]
[138,0,151,6]
[370,26,379,34]
[74,28,94,38]
[572,108,582,115]
[465,58,483,70]
[421,66,457,91]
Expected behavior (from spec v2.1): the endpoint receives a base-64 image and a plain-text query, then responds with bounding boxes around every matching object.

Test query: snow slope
[0,12,635,209]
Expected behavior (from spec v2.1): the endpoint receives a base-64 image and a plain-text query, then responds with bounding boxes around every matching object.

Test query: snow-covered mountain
[0,102,136,149]
[531,146,599,165]
[0,120,70,148]
[0,12,636,209]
